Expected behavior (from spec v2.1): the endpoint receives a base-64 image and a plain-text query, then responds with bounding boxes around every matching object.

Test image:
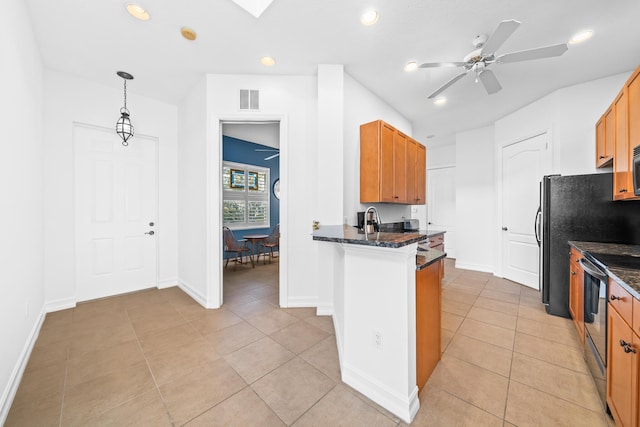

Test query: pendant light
[116,71,134,146]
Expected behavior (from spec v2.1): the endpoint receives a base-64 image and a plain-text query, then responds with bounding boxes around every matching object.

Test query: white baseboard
[341,362,419,424]
[178,279,208,308]
[284,296,318,308]
[454,261,494,274]
[158,278,178,289]
[316,305,333,316]
[0,306,46,425]
[44,297,76,313]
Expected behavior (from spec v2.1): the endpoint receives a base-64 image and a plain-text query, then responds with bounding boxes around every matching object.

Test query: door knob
[145,231,155,235]
[502,227,508,231]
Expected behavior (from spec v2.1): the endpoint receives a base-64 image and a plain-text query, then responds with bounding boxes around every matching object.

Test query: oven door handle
[579,257,608,283]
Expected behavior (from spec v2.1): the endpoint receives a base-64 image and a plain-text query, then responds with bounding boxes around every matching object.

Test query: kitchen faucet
[364,206,382,239]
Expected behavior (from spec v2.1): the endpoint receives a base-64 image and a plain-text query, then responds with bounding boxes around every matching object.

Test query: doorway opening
[220,121,281,307]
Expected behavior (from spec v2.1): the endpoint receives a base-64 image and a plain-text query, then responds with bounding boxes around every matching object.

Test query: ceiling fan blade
[264,153,280,160]
[427,71,469,99]
[496,43,568,63]
[419,62,466,69]
[478,69,502,95]
[481,19,521,54]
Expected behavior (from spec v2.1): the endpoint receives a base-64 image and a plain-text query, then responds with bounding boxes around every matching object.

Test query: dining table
[242,233,269,266]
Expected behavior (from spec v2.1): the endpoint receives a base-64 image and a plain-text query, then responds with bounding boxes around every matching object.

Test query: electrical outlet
[373,331,383,349]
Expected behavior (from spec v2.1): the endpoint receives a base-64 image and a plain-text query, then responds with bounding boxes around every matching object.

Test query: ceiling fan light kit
[419,19,568,99]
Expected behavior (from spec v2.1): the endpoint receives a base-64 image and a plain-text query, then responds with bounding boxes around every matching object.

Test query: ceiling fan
[255,148,279,160]
[419,20,568,99]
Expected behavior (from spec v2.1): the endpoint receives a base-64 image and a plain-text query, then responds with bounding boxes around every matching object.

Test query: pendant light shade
[116,71,134,146]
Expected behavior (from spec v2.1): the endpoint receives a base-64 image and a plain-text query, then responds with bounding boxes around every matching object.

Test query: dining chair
[223,226,252,270]
[260,224,280,264]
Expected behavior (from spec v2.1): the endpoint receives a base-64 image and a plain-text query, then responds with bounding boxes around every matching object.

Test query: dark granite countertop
[569,241,640,298]
[416,249,447,271]
[313,225,427,248]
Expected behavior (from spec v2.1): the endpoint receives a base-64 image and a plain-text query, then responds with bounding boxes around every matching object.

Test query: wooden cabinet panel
[416,259,442,391]
[394,132,408,202]
[610,278,633,326]
[608,306,635,427]
[569,248,584,342]
[406,139,417,204]
[613,89,632,200]
[415,144,426,205]
[380,123,396,202]
[596,115,613,168]
[360,120,427,205]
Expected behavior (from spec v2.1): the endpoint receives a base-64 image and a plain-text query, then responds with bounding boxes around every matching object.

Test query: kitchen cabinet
[595,111,613,168]
[416,258,442,391]
[427,233,445,252]
[613,88,632,200]
[607,277,639,427]
[568,248,584,343]
[360,120,426,205]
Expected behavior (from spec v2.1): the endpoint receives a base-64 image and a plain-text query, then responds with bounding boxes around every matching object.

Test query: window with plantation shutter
[223,161,270,229]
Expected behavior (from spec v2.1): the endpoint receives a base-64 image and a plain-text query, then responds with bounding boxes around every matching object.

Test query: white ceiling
[25,0,640,146]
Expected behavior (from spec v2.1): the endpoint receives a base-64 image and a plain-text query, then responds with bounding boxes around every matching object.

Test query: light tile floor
[7,258,613,426]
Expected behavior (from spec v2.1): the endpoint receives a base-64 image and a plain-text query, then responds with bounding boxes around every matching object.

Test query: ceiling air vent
[239,89,259,110]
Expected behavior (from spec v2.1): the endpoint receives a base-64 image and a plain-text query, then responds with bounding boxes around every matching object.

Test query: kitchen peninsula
[312,225,446,423]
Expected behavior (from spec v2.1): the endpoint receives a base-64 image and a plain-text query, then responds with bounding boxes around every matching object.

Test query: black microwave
[634,145,640,196]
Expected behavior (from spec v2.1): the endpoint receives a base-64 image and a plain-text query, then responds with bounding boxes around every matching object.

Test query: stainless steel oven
[580,255,608,410]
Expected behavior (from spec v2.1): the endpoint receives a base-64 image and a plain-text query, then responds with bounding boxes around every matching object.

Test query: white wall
[0,0,45,421]
[343,73,413,225]
[495,71,630,176]
[43,70,179,307]
[426,143,456,169]
[455,126,495,272]
[177,77,210,305]
[204,74,319,306]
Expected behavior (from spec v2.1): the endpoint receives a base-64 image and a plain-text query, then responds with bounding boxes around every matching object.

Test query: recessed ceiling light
[181,27,197,41]
[433,97,447,106]
[360,9,379,26]
[126,4,150,21]
[261,56,275,66]
[569,30,593,45]
[404,62,418,72]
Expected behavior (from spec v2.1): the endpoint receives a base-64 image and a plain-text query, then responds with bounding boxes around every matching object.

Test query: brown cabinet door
[416,260,441,391]
[629,71,640,196]
[415,144,426,205]
[380,123,396,202]
[406,139,417,204]
[608,306,634,427]
[596,116,612,168]
[614,89,632,200]
[394,132,407,202]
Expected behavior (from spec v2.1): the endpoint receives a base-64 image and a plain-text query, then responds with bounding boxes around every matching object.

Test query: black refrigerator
[538,173,640,318]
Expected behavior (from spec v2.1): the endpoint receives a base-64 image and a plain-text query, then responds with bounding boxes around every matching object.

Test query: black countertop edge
[569,241,640,298]
[312,225,427,248]
[416,250,447,270]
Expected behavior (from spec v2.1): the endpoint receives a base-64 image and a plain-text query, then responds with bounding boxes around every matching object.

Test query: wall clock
[273,179,280,200]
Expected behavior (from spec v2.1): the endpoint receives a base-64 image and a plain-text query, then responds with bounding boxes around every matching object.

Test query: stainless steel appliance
[537,173,640,317]
[580,255,608,409]
[633,145,640,196]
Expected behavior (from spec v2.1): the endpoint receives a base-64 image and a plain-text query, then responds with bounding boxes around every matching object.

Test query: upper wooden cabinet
[595,109,613,168]
[360,120,427,205]
[597,65,640,200]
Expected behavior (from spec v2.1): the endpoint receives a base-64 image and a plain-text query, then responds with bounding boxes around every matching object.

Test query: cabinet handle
[571,271,576,276]
[625,345,637,354]
[394,196,399,199]
[620,339,630,347]
[599,155,606,159]
[610,295,622,301]
[620,189,628,193]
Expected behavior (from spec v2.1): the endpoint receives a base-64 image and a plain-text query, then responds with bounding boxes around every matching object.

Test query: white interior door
[74,124,157,302]
[427,166,456,258]
[502,133,547,289]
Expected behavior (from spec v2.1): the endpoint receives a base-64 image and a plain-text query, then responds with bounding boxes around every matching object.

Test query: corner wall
[0,0,45,421]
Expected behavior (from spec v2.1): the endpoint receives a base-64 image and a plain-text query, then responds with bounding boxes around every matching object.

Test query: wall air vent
[239,89,260,111]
